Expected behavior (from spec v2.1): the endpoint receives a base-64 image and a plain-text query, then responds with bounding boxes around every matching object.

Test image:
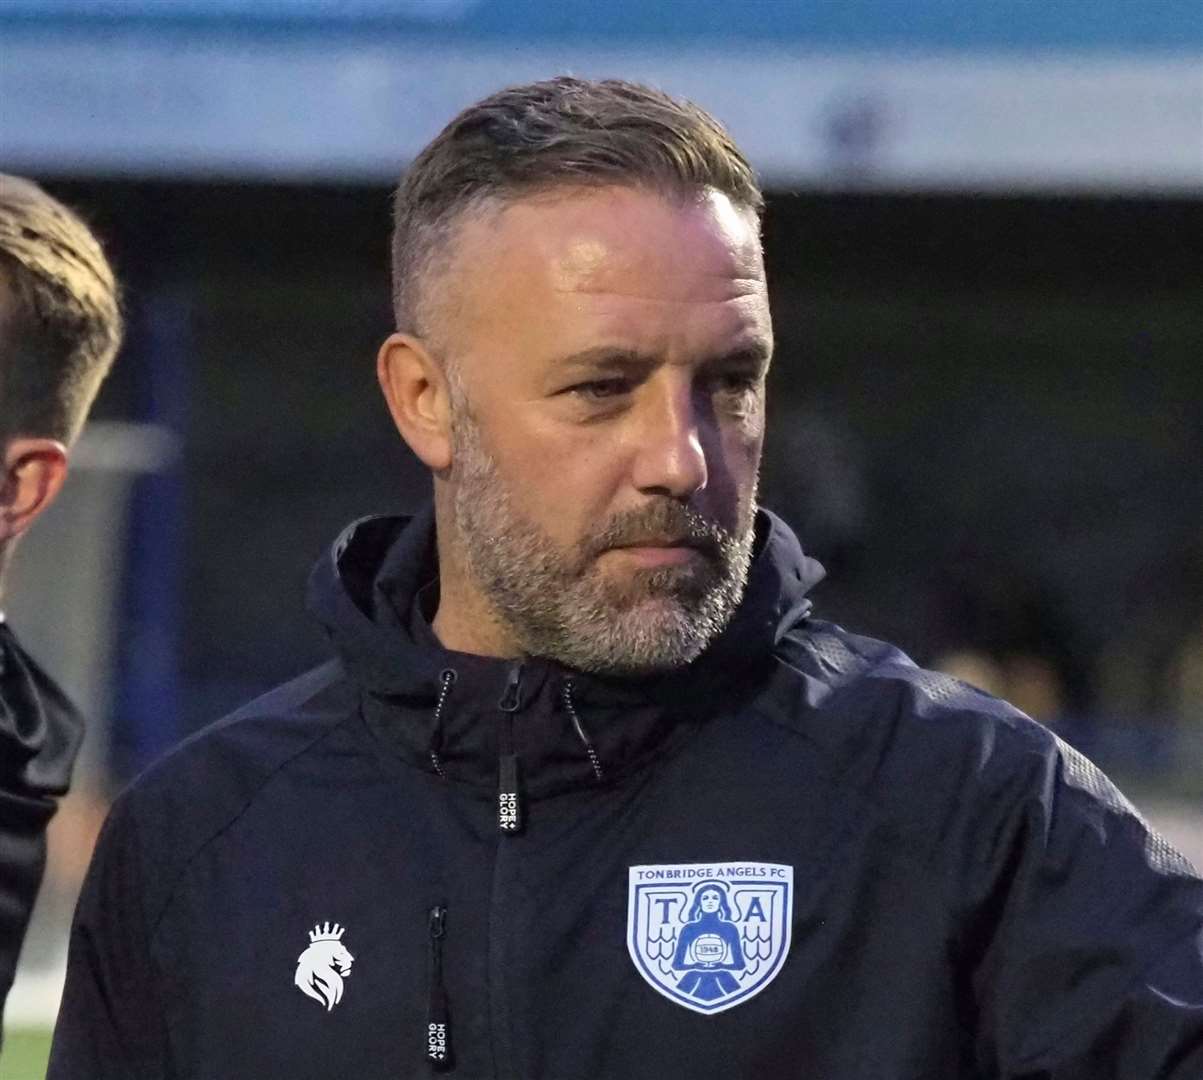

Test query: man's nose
[631,384,709,499]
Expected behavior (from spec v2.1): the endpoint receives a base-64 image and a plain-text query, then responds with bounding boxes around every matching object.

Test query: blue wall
[4,0,1201,51]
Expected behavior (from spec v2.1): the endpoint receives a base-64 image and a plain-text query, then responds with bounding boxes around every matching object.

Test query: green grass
[0,1027,52,1079]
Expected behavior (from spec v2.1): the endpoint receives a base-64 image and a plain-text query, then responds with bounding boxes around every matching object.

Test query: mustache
[585,501,733,560]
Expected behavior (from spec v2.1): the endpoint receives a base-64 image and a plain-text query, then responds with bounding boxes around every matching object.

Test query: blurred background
[2,0,1201,1066]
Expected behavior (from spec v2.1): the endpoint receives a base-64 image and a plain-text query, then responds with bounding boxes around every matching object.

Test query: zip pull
[498,753,522,833]
[426,904,453,1071]
[498,662,524,833]
[498,662,523,712]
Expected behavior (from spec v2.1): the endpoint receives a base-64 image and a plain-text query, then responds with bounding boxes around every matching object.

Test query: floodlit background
[2,1,1202,1068]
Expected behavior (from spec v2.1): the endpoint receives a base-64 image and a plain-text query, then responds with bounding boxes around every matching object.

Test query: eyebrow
[556,341,772,373]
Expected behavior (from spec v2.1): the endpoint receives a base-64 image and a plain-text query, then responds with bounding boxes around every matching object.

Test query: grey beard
[447,407,755,676]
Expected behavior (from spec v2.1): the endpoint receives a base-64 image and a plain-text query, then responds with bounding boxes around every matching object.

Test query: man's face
[437,185,772,675]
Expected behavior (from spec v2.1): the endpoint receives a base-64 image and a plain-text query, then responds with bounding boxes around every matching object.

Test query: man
[51,79,1203,1078]
[0,174,122,1022]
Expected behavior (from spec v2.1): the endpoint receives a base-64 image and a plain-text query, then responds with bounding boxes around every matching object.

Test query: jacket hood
[307,505,824,801]
[307,503,825,704]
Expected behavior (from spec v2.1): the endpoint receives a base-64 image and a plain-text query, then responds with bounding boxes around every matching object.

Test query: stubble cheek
[520,475,609,578]
[525,433,630,551]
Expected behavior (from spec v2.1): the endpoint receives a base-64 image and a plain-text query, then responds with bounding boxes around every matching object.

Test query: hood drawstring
[562,680,605,783]
[428,669,457,778]
[426,904,453,1071]
[429,669,604,820]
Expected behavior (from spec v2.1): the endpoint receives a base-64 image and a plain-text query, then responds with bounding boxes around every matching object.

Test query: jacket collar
[307,504,823,798]
[0,621,84,795]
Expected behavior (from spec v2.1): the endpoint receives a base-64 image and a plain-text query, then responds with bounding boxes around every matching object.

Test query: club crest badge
[628,862,793,1015]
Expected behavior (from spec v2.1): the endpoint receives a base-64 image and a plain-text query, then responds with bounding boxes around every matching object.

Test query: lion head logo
[294,922,355,1011]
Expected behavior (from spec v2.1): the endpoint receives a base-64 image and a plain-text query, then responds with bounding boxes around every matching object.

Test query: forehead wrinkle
[544,201,763,294]
[552,246,763,284]
[552,274,768,304]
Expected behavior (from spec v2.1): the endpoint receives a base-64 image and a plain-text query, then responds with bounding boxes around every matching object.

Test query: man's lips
[611,537,696,549]
[603,538,710,566]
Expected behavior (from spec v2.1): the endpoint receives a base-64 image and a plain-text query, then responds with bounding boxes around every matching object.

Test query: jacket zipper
[426,904,452,1071]
[490,662,525,1079]
[497,662,523,833]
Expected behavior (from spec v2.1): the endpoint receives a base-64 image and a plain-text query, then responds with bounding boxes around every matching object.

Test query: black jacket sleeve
[47,796,172,1079]
[0,624,84,1011]
[963,732,1203,1078]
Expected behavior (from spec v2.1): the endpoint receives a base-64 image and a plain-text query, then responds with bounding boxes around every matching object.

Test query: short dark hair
[390,77,763,336]
[0,174,122,446]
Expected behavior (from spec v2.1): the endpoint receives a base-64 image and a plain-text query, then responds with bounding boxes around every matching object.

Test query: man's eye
[571,378,631,400]
[712,372,759,395]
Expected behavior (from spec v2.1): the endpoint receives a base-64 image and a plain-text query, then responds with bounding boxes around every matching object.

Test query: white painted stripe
[1,35,1200,192]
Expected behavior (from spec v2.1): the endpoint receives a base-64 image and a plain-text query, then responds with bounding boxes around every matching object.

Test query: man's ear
[376,332,453,472]
[0,438,69,543]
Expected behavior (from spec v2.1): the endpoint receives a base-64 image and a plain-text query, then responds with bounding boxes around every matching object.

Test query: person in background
[0,174,122,1026]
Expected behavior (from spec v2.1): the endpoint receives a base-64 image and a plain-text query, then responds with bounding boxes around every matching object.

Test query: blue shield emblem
[628,862,793,1014]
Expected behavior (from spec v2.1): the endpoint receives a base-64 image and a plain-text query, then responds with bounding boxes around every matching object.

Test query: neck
[430,503,522,660]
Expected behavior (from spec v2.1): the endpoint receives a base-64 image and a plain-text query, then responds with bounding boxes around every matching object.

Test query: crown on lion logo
[308,921,346,943]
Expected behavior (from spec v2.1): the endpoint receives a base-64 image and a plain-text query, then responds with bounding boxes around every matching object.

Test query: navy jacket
[49,509,1203,1078]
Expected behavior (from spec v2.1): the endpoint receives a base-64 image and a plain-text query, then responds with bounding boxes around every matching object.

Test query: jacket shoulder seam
[143,697,355,938]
